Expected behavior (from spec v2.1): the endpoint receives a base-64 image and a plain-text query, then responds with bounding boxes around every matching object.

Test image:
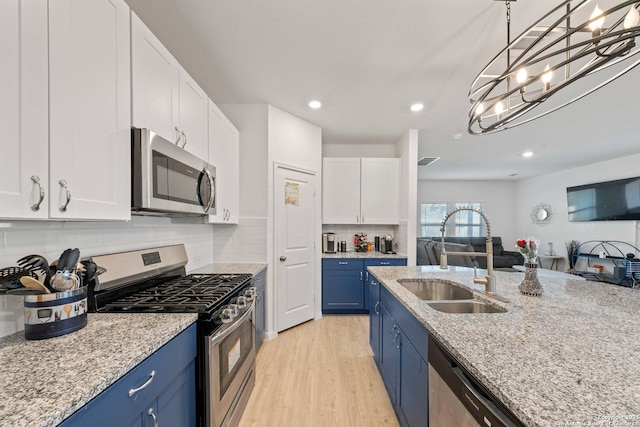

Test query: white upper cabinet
[48,0,131,220]
[0,0,49,219]
[131,12,179,143]
[207,100,239,224]
[360,158,400,225]
[178,70,209,161]
[131,12,208,161]
[322,158,361,224]
[0,0,131,221]
[322,157,400,225]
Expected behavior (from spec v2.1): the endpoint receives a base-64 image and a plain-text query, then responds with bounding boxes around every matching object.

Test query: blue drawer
[323,258,364,270]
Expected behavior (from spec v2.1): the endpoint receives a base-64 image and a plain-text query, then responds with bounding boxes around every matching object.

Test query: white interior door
[275,166,316,332]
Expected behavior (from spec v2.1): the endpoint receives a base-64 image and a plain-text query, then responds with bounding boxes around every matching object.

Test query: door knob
[279,256,287,262]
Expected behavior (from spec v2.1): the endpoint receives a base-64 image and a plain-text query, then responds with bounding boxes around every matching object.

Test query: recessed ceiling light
[410,103,424,112]
[452,132,463,140]
[308,100,322,109]
[522,151,534,158]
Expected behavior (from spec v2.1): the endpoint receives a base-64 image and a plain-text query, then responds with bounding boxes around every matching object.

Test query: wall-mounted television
[567,176,640,221]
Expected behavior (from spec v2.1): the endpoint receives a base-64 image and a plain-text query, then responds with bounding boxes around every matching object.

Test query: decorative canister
[518,262,544,297]
[24,287,88,340]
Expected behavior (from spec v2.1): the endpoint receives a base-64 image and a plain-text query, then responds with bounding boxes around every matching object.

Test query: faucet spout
[439,207,500,299]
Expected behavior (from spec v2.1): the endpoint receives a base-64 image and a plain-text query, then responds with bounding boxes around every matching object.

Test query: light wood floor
[239,315,399,427]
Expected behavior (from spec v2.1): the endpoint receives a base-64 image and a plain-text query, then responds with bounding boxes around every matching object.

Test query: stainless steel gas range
[87,244,255,427]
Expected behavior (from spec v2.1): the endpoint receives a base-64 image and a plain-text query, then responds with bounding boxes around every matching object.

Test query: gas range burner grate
[100,273,252,314]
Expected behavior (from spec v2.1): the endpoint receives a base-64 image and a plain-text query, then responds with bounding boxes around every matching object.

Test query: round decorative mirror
[531,202,553,226]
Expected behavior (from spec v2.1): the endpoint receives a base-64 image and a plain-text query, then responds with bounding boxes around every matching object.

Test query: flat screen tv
[567,176,640,221]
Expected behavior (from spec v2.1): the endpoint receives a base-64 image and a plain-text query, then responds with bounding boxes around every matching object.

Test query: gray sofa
[417,236,524,269]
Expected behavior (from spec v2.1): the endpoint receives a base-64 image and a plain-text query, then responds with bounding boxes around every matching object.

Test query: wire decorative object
[468,0,640,135]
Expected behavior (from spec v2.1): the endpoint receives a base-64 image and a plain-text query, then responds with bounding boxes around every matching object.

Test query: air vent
[418,157,440,166]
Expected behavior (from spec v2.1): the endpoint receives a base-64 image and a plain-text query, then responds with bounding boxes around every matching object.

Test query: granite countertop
[322,251,407,259]
[368,265,640,427]
[0,313,197,427]
[190,262,267,276]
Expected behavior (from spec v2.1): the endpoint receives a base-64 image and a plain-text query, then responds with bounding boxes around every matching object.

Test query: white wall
[0,216,215,337]
[417,180,517,246]
[395,130,418,265]
[514,152,640,271]
[267,105,323,328]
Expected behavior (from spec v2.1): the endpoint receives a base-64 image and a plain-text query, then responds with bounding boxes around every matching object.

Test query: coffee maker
[383,235,395,254]
[322,233,337,253]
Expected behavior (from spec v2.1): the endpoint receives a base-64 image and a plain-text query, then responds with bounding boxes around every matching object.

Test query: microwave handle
[203,168,215,212]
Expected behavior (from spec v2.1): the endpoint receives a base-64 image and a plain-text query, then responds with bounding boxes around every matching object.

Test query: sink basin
[397,279,473,301]
[427,301,507,314]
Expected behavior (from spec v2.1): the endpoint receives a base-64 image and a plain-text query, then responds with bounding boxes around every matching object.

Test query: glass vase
[519,262,543,296]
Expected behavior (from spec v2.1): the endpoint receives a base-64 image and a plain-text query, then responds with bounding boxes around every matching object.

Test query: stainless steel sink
[397,279,473,301]
[426,301,507,314]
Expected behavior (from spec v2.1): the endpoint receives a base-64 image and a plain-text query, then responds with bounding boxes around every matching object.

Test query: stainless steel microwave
[132,128,216,216]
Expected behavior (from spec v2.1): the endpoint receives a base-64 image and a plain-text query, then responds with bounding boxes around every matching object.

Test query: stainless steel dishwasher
[428,335,524,427]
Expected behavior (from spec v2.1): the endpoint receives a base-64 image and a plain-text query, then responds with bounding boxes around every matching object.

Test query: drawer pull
[338,262,348,265]
[128,370,156,397]
[380,262,390,265]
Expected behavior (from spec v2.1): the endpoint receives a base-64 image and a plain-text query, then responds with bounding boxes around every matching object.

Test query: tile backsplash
[0,215,268,338]
[321,224,399,251]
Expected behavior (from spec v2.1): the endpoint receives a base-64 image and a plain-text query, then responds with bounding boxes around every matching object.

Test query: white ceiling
[125,0,640,180]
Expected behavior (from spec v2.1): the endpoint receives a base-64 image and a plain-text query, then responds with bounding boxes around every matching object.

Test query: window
[419,202,485,237]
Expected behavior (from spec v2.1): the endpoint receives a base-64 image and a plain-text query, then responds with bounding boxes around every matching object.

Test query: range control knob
[235,296,248,308]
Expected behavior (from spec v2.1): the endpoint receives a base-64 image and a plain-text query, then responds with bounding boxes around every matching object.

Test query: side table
[538,255,564,271]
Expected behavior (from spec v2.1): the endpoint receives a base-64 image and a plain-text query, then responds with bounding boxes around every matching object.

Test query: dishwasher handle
[452,365,518,427]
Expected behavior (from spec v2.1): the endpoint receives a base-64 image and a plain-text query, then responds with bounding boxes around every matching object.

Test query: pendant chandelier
[468,0,640,135]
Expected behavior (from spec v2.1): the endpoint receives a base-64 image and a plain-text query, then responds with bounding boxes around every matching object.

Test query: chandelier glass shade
[468,0,640,135]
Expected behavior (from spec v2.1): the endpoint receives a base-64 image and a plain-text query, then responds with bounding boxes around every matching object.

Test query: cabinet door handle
[365,271,369,281]
[181,131,187,148]
[361,215,364,223]
[174,126,181,145]
[356,214,359,223]
[58,180,71,212]
[30,176,45,211]
[148,408,158,427]
[396,333,401,349]
[128,370,156,397]
[374,301,380,315]
[372,279,377,286]
[360,271,363,280]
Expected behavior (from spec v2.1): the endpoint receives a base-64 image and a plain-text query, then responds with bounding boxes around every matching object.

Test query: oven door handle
[210,301,255,346]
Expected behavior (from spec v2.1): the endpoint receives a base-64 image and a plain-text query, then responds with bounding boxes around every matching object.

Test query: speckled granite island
[0,313,197,427]
[368,265,640,427]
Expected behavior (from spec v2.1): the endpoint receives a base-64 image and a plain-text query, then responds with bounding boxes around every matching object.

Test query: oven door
[132,127,216,215]
[206,303,256,427]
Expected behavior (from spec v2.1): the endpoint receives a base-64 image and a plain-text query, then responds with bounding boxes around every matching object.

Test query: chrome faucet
[439,207,506,301]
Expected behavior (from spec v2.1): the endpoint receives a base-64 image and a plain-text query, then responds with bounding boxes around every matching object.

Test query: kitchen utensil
[20,276,50,293]
[63,304,72,319]
[0,266,38,290]
[16,254,50,283]
[51,248,81,291]
[83,261,98,284]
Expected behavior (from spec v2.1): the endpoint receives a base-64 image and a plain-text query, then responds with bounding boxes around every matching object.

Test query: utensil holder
[24,287,87,340]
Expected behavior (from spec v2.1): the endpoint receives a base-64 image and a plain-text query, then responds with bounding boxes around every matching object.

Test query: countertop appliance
[87,245,255,427]
[132,128,216,216]
[383,235,396,254]
[428,335,523,427]
[322,233,337,254]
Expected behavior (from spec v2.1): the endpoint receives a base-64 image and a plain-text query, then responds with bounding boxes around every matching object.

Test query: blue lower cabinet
[322,257,406,314]
[364,258,407,311]
[60,324,197,427]
[322,259,365,313]
[373,287,429,427]
[399,331,429,427]
[369,277,382,364]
